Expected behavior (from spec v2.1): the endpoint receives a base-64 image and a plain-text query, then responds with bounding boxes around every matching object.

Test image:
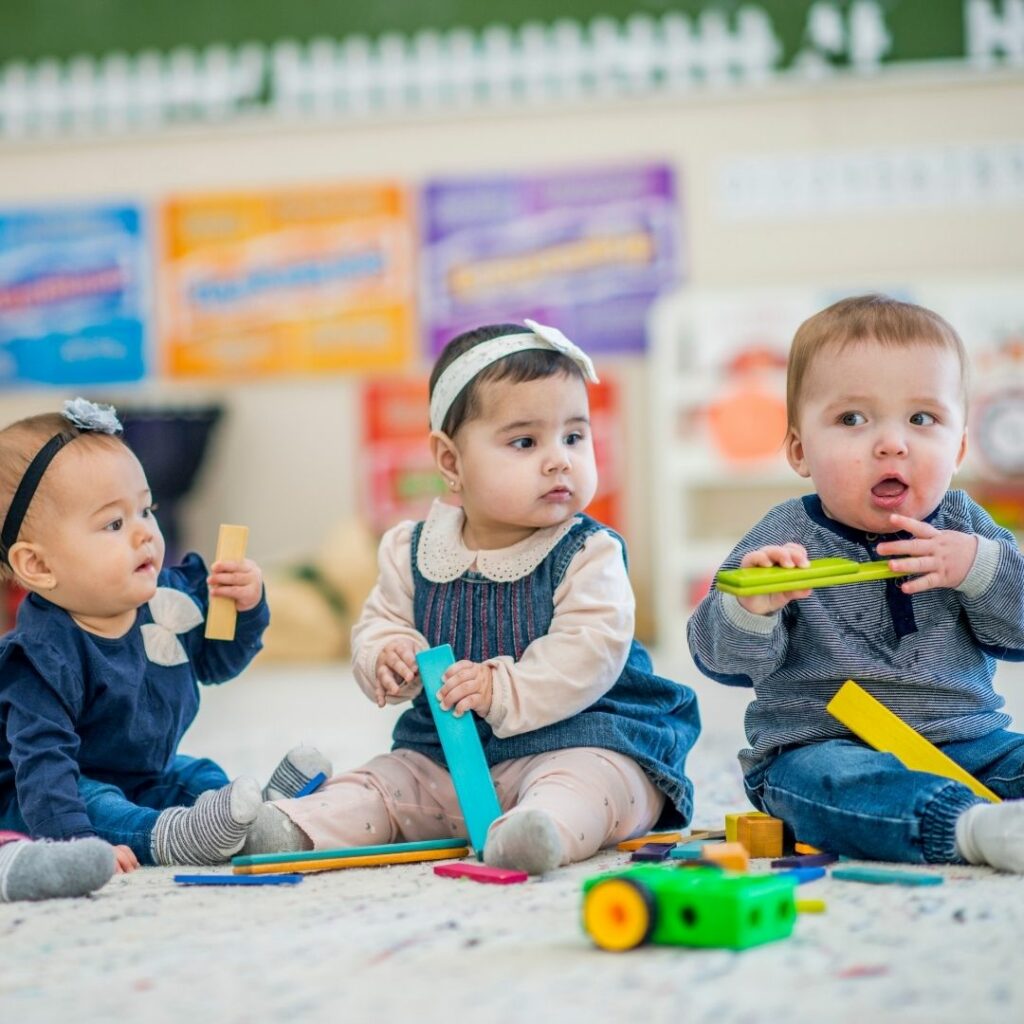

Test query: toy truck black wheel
[583,877,657,951]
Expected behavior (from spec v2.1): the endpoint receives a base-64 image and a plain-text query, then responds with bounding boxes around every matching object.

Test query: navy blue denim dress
[391,515,700,826]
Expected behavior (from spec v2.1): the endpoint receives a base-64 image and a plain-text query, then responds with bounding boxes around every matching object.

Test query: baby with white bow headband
[247,320,700,875]
[0,400,330,883]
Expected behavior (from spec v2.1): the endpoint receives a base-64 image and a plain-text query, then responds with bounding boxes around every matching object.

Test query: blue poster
[0,203,147,387]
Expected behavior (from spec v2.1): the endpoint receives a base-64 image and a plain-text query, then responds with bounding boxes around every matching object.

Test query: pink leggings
[276,746,665,866]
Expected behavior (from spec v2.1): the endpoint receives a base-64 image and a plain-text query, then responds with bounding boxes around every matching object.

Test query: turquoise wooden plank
[231,836,469,868]
[831,867,943,886]
[416,644,502,858]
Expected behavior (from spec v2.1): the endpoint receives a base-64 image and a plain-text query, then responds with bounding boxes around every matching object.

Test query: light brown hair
[0,413,125,580]
[786,294,969,431]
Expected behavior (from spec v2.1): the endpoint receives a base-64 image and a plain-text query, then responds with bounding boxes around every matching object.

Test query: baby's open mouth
[871,477,908,499]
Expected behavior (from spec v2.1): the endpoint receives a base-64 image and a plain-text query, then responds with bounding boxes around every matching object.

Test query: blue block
[416,645,502,857]
[174,874,304,886]
[295,771,327,797]
[780,866,827,884]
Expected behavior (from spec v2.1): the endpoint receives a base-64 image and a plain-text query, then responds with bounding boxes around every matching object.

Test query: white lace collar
[416,499,581,584]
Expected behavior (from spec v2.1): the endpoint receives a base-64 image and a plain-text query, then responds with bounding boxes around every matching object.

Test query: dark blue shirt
[0,554,269,839]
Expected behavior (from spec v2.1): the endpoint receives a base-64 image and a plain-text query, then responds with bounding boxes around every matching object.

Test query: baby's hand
[438,660,493,718]
[876,514,978,594]
[113,844,140,873]
[735,543,813,616]
[208,558,264,613]
[374,639,421,707]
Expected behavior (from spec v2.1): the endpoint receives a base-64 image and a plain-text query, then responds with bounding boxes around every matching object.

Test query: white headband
[429,319,599,432]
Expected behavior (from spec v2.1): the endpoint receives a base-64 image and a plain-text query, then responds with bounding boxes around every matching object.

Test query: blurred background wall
[1,0,1022,652]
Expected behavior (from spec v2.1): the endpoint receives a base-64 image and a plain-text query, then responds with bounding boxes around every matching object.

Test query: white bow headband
[429,320,599,433]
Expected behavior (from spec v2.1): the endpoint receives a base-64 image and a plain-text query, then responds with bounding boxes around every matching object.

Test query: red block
[433,863,528,885]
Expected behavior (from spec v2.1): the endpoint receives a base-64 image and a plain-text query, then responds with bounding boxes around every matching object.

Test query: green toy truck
[582,865,797,951]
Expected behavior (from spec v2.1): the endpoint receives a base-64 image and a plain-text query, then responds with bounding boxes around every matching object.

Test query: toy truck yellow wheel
[583,878,656,951]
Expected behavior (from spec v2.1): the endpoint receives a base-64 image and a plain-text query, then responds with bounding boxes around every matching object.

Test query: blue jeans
[744,731,1024,864]
[0,755,229,866]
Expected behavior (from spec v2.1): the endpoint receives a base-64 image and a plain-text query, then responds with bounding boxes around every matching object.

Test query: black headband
[0,431,77,567]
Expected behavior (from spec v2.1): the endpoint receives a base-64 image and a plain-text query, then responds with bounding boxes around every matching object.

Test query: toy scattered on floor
[231,837,470,876]
[831,866,943,886]
[826,680,1001,802]
[416,644,502,858]
[781,866,827,884]
[725,810,768,842]
[794,842,823,855]
[616,831,683,852]
[715,557,914,598]
[174,873,303,886]
[294,772,327,798]
[205,524,249,641]
[737,815,784,858]
[771,853,837,869]
[796,899,827,913]
[433,863,528,885]
[582,866,798,951]
[630,842,676,862]
[701,842,750,872]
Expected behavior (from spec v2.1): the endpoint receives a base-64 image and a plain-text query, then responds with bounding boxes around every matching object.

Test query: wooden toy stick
[826,679,1001,802]
[416,644,503,857]
[205,524,249,641]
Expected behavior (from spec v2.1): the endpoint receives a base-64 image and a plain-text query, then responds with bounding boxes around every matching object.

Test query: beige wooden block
[737,815,784,859]
[205,524,249,641]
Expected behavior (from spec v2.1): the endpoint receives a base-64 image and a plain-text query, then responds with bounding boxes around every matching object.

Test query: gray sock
[150,777,261,866]
[0,838,115,902]
[241,803,313,856]
[262,745,332,801]
[483,808,565,876]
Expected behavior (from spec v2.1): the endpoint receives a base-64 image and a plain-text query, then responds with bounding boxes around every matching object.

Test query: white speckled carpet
[3,659,1024,1024]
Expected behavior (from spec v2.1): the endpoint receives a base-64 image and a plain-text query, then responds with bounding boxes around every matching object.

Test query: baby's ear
[6,542,57,592]
[429,430,461,488]
[785,428,811,478]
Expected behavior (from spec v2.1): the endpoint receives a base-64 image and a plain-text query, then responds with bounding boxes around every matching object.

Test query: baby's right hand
[374,639,421,707]
[113,844,140,873]
[736,543,813,616]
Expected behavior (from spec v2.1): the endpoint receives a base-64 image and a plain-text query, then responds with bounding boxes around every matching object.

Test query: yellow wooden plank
[205,524,249,641]
[615,831,682,852]
[233,846,470,875]
[826,680,1000,803]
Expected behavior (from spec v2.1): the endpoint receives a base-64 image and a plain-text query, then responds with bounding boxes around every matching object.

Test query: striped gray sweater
[687,491,1024,775]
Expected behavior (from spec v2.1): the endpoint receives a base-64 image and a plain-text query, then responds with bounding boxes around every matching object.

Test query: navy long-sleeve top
[687,491,1024,775]
[0,554,269,839]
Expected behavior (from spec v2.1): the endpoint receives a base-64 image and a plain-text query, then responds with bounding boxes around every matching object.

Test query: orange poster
[161,183,415,377]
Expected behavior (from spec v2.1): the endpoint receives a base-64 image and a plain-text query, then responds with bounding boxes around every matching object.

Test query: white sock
[483,808,564,876]
[955,801,1024,873]
[241,804,313,856]
[262,745,332,802]
[150,778,261,866]
[0,838,115,902]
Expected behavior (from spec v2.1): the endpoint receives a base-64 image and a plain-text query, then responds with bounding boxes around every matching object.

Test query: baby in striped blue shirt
[688,294,1024,871]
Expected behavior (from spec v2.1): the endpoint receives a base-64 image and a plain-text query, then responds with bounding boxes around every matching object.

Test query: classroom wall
[1,67,1022,638]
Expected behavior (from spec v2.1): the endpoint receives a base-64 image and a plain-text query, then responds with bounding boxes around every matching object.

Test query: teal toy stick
[416,644,502,859]
[715,557,914,598]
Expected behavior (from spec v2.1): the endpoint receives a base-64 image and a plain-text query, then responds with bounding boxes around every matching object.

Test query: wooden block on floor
[701,841,750,872]
[725,811,768,843]
[737,815,784,859]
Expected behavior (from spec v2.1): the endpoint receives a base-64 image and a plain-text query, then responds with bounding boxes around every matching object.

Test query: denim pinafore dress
[391,514,700,825]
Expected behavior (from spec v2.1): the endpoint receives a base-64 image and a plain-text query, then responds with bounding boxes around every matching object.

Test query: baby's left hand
[438,660,493,718]
[207,558,264,612]
[876,514,978,594]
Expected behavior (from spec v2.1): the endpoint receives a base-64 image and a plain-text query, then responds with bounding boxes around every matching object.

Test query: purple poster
[421,164,682,356]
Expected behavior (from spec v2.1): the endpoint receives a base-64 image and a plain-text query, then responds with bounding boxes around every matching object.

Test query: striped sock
[262,745,332,801]
[0,838,115,902]
[150,778,261,866]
